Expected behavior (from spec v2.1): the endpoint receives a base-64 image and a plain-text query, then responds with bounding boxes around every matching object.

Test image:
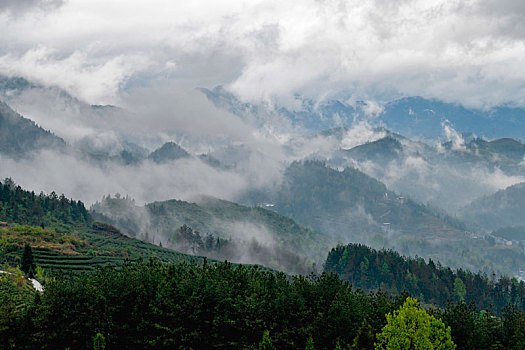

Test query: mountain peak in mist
[148,142,190,164]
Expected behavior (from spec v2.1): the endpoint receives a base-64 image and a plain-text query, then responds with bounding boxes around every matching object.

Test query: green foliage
[375,297,456,350]
[351,319,376,350]
[259,330,276,350]
[0,258,523,349]
[0,178,91,229]
[93,332,106,350]
[305,335,315,350]
[454,278,466,301]
[5,259,404,349]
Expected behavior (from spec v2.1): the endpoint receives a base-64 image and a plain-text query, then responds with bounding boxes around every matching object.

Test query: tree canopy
[375,297,456,350]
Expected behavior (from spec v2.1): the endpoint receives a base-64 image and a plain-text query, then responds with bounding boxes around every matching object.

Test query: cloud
[0,150,254,205]
[441,121,466,151]
[0,47,151,104]
[0,0,524,108]
[0,0,63,15]
[340,120,387,150]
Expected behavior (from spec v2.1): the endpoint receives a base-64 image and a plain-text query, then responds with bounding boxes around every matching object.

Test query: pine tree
[21,244,35,278]
[351,319,375,349]
[259,330,275,350]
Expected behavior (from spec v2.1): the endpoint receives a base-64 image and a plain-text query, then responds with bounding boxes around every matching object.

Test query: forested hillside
[325,243,525,314]
[0,178,90,229]
[91,195,328,273]
[2,258,525,349]
[2,180,525,349]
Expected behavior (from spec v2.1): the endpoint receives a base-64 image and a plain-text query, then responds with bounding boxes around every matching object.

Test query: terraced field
[32,249,122,271]
[1,223,203,273]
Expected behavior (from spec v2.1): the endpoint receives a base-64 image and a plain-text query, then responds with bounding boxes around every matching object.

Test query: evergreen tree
[21,243,35,278]
[259,330,275,350]
[351,319,375,349]
[305,335,315,350]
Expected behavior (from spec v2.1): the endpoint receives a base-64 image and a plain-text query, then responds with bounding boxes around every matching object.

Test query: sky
[1,0,525,109]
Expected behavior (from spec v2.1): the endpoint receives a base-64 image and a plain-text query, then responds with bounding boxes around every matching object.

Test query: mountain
[202,87,525,140]
[271,161,467,240]
[91,194,328,273]
[147,142,190,164]
[339,136,404,164]
[0,75,151,163]
[459,182,525,231]
[245,161,525,275]
[465,138,525,164]
[321,132,525,211]
[0,101,65,157]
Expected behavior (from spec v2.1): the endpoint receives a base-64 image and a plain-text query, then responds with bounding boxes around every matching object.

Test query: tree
[305,335,315,350]
[259,330,275,350]
[351,319,375,350]
[93,333,106,350]
[453,278,466,301]
[375,297,456,350]
[21,244,35,278]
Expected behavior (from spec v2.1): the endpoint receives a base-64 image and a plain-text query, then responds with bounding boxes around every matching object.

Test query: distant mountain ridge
[202,87,525,140]
[242,161,525,275]
[148,142,190,164]
[459,182,525,231]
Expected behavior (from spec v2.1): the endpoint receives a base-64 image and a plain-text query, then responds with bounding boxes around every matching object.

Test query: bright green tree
[375,297,456,350]
[259,330,275,350]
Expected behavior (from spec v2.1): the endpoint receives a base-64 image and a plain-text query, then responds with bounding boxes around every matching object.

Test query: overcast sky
[1,0,525,108]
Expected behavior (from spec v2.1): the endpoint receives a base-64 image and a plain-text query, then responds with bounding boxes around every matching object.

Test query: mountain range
[203,86,525,141]
[1,75,525,277]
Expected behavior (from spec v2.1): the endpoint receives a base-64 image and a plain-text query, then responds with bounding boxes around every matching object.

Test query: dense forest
[1,259,525,349]
[0,178,91,230]
[325,243,525,315]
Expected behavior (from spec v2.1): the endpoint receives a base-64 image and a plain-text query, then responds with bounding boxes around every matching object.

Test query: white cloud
[442,121,466,150]
[341,120,386,150]
[0,0,524,108]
